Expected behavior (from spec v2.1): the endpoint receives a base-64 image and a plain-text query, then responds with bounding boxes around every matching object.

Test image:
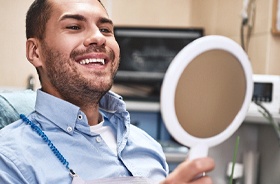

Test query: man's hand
[161,157,215,184]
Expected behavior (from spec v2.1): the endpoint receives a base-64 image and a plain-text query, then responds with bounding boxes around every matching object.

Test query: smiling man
[26,0,120,126]
[0,0,214,183]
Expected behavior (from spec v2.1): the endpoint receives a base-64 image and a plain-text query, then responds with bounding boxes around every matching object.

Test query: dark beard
[41,41,118,107]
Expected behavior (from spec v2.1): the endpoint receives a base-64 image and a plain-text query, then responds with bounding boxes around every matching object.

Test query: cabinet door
[158,115,172,141]
[129,111,160,140]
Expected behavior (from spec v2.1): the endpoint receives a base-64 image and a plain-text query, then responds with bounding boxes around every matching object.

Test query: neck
[40,84,105,126]
[80,104,101,126]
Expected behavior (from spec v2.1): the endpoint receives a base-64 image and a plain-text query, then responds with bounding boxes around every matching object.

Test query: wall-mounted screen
[112,27,204,101]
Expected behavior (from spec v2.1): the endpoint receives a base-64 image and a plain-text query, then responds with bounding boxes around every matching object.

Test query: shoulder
[0,119,26,139]
[0,116,42,161]
[129,124,163,150]
[0,119,32,154]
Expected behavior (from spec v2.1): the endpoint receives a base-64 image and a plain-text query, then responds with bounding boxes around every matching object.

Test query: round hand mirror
[160,35,253,160]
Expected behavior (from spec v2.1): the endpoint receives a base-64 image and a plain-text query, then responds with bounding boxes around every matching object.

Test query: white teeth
[79,58,105,65]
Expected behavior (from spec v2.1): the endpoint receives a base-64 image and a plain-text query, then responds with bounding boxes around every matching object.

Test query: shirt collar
[34,90,127,134]
[35,90,81,134]
[99,91,126,113]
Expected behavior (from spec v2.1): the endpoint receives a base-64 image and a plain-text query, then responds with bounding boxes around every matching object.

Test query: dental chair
[0,90,36,129]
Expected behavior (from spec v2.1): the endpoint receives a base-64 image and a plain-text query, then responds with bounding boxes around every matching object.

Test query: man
[0,0,215,183]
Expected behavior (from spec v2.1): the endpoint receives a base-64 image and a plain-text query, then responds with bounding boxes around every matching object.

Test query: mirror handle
[187,143,208,160]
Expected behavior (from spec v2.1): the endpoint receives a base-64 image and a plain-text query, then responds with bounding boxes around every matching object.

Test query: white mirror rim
[160,35,253,148]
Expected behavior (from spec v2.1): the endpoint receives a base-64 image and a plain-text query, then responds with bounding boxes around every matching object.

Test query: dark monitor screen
[252,82,273,102]
[113,27,204,101]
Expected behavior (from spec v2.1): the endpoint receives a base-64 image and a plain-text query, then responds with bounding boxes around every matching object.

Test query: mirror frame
[160,35,253,151]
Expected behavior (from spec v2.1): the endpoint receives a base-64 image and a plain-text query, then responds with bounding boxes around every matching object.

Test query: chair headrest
[0,90,36,129]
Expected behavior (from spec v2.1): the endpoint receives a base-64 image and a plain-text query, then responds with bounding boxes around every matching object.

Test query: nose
[83,28,106,47]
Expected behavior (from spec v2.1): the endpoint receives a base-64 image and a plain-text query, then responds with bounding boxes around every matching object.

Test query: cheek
[46,34,80,54]
[112,41,120,61]
[113,49,120,69]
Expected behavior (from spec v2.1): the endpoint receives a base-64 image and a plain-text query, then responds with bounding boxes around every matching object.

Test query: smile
[79,58,105,65]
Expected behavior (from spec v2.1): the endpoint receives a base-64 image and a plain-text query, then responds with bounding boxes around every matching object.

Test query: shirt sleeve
[0,152,29,184]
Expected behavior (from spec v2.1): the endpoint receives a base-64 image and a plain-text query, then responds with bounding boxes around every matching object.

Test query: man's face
[37,0,120,104]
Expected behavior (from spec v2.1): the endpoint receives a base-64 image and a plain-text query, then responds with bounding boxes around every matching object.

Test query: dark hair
[26,0,105,40]
[26,0,52,40]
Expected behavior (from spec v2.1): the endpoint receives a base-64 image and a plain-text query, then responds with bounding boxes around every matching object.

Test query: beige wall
[110,0,192,27]
[0,0,38,90]
[191,0,280,75]
[1,0,279,89]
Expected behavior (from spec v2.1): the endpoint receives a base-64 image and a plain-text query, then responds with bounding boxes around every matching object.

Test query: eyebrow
[99,17,114,26]
[59,14,114,25]
[59,14,87,22]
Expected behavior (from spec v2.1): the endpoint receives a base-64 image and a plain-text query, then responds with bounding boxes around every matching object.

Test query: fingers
[161,157,215,184]
[189,176,213,184]
[187,157,215,181]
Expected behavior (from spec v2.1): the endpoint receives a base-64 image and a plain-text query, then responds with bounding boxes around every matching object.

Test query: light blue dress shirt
[0,90,168,183]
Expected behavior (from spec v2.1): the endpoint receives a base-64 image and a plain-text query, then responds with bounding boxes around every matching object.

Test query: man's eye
[66,26,80,30]
[100,28,112,34]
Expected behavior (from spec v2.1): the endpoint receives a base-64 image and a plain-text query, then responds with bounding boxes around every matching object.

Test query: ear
[26,38,43,68]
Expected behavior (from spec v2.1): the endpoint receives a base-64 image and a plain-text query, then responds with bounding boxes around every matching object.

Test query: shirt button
[96,136,102,143]
[67,126,73,132]
[78,114,83,120]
